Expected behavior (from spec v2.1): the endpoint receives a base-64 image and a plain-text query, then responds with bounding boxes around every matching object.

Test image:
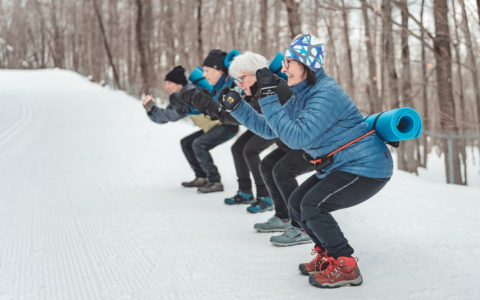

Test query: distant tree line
[1,0,479,185]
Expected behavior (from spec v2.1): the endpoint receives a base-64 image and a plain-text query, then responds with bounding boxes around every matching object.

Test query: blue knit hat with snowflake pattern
[284,33,324,72]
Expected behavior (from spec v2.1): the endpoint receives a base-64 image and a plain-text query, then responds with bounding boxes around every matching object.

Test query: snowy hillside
[0,69,479,300]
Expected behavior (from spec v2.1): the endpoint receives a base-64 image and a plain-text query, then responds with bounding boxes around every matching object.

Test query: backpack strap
[192,77,205,85]
[369,112,399,147]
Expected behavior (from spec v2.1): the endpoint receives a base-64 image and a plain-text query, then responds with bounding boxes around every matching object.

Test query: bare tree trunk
[71,1,79,71]
[227,1,237,51]
[177,0,190,71]
[282,0,301,38]
[135,0,151,95]
[341,0,355,99]
[260,0,268,55]
[92,0,120,88]
[399,0,418,174]
[126,3,135,89]
[459,0,480,131]
[165,0,176,67]
[313,0,321,37]
[33,0,47,68]
[433,0,462,184]
[379,1,386,108]
[360,0,380,114]
[419,0,428,168]
[451,0,467,127]
[451,0,468,184]
[382,0,403,169]
[206,0,223,50]
[382,0,398,109]
[197,0,203,63]
[236,0,248,50]
[477,0,480,26]
[50,0,65,68]
[273,0,281,52]
[324,15,341,84]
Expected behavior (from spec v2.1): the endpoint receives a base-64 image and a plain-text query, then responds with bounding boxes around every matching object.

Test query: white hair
[229,52,269,80]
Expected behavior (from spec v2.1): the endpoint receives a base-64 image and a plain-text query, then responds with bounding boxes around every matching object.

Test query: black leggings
[231,130,275,197]
[289,171,389,258]
[181,125,239,182]
[260,149,314,225]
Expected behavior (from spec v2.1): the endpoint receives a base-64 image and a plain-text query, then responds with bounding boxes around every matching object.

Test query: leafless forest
[1,0,480,185]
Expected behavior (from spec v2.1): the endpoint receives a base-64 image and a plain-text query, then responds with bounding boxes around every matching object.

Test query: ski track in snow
[0,95,33,150]
[0,69,479,300]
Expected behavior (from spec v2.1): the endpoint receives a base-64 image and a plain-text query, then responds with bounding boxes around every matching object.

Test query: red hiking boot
[308,256,363,288]
[298,246,328,275]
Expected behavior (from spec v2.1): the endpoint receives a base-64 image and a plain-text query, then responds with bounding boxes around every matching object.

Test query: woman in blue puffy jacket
[220,34,393,288]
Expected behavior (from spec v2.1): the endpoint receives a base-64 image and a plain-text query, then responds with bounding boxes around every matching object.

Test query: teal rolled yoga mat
[364,107,422,141]
[269,52,288,80]
[188,66,213,92]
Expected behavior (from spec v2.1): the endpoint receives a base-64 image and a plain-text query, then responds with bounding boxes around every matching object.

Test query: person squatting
[142,33,393,289]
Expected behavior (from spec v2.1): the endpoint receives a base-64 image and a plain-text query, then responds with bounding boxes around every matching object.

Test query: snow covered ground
[0,69,479,300]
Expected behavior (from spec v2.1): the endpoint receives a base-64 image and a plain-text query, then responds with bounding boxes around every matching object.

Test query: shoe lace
[307,246,329,272]
[308,248,325,269]
[321,257,358,277]
[320,257,338,277]
[257,198,271,209]
[283,226,298,238]
[233,194,243,202]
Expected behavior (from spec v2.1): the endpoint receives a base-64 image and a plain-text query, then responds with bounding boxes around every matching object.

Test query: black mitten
[256,68,278,97]
[169,92,190,114]
[219,88,243,112]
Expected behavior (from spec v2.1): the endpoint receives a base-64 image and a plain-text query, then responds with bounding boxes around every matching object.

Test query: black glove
[219,88,243,112]
[218,87,230,105]
[256,68,278,97]
[169,92,190,114]
[181,88,196,106]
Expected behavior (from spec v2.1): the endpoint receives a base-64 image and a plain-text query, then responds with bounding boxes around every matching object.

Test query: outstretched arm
[229,98,278,139]
[183,88,240,125]
[143,95,184,124]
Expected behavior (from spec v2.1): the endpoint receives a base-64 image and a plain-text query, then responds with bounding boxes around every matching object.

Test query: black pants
[289,171,389,258]
[231,130,275,197]
[260,149,314,226]
[180,124,239,182]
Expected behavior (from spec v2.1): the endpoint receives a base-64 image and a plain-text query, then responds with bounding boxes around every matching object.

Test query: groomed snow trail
[0,69,479,300]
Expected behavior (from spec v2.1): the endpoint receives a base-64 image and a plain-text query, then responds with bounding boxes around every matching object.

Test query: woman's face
[235,72,257,96]
[281,58,307,86]
[202,66,224,85]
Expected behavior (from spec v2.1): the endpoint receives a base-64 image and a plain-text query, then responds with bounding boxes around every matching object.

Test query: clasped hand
[219,87,242,112]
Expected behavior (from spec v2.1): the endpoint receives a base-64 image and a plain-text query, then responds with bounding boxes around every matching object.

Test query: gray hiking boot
[270,226,312,246]
[197,182,224,193]
[254,216,291,232]
[182,177,207,188]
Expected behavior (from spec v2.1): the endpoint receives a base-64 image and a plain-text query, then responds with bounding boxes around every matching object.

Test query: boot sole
[197,189,224,193]
[299,264,317,276]
[254,228,288,233]
[308,273,363,288]
[271,239,313,247]
[246,207,274,214]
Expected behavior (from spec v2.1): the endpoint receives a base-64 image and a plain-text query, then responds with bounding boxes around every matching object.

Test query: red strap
[310,130,376,165]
